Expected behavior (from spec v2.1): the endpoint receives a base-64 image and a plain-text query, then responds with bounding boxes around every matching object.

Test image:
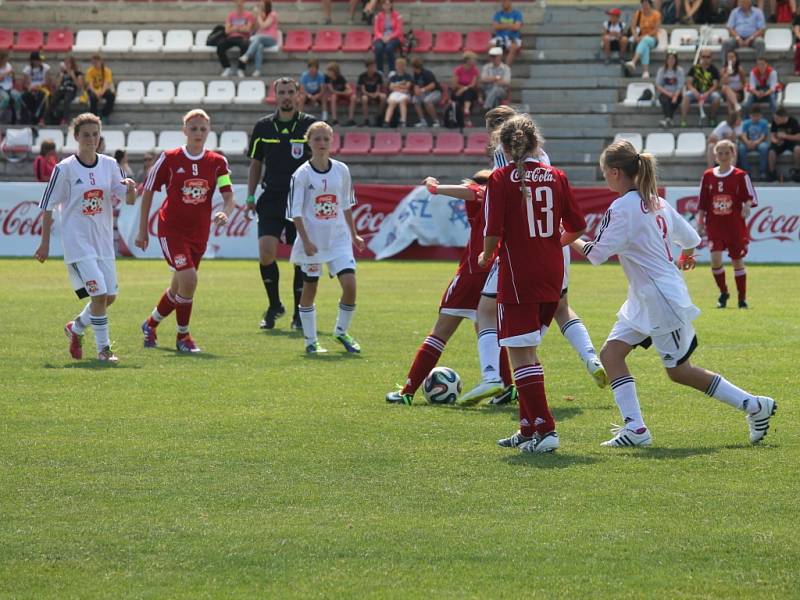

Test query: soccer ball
[422,367,462,404]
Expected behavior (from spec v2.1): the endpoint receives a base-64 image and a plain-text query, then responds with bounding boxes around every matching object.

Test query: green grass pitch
[1,258,798,598]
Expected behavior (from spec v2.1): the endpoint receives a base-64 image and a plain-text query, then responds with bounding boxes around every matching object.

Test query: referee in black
[246,77,317,330]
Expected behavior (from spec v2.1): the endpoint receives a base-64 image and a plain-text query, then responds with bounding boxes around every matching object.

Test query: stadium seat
[206,131,219,151]
[234,80,266,104]
[132,29,164,53]
[655,28,668,52]
[175,80,206,104]
[706,28,729,52]
[782,82,800,108]
[73,30,103,53]
[1,127,33,161]
[371,132,402,155]
[115,81,145,104]
[765,28,792,52]
[622,82,656,107]
[412,30,433,53]
[43,29,74,53]
[433,31,463,53]
[157,131,184,152]
[282,30,312,52]
[101,130,126,153]
[403,132,433,155]
[614,132,643,152]
[191,29,216,53]
[339,132,371,155]
[644,132,675,157]
[312,29,342,52]
[668,28,698,52]
[218,130,249,155]
[432,131,464,155]
[330,132,341,155]
[101,30,134,53]
[163,30,193,53]
[0,29,12,51]
[126,130,157,153]
[203,80,236,104]
[13,29,44,52]
[33,128,64,153]
[143,81,176,104]
[342,29,372,52]
[464,131,490,155]
[264,82,277,104]
[674,132,706,157]
[464,30,492,54]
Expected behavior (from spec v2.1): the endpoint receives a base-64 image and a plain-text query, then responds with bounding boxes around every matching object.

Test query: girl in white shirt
[571,139,776,447]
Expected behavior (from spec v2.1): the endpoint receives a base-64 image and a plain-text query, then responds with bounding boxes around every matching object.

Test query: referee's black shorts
[256,190,296,243]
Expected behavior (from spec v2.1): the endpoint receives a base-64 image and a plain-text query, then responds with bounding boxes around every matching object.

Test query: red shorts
[709,237,748,260]
[158,233,207,271]
[439,270,489,321]
[497,301,558,347]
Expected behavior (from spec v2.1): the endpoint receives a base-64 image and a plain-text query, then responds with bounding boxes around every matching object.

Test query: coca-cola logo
[509,167,555,183]
[748,206,800,242]
[147,202,256,238]
[1,201,44,236]
[351,203,385,240]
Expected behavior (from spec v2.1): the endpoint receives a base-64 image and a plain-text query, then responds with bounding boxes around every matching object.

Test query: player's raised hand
[135,230,149,250]
[213,211,229,226]
[678,253,696,271]
[353,234,366,251]
[34,242,49,263]
[423,176,439,194]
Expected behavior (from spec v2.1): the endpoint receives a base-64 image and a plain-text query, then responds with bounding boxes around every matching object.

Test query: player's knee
[105,295,117,307]
[599,342,622,368]
[665,364,689,384]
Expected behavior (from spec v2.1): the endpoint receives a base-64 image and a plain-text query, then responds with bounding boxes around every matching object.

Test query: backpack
[206,25,227,47]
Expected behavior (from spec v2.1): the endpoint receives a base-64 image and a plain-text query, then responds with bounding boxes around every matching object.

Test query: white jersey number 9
[525,186,555,238]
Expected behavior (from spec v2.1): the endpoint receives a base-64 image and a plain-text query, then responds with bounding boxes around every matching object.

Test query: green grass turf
[0,258,797,599]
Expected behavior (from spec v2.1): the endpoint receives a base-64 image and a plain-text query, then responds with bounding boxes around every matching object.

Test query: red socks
[499,347,512,387]
[147,289,177,327]
[712,267,727,294]
[514,364,554,437]
[734,268,746,302]
[175,294,193,336]
[403,335,446,395]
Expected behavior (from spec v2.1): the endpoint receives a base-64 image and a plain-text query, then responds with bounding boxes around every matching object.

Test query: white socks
[299,305,317,345]
[334,302,355,336]
[560,318,597,363]
[90,313,109,352]
[477,328,502,383]
[610,376,646,431]
[706,374,760,413]
[72,302,93,335]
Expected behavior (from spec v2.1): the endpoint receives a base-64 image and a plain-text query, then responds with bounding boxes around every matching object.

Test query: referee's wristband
[246,194,256,205]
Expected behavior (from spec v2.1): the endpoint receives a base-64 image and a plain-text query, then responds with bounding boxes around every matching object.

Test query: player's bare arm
[293,216,318,257]
[344,209,366,251]
[570,238,589,255]
[423,177,479,202]
[246,159,262,217]
[34,210,54,263]
[123,178,136,205]
[478,235,499,268]
[136,190,155,250]
[696,209,707,236]
[560,228,585,247]
[214,190,236,226]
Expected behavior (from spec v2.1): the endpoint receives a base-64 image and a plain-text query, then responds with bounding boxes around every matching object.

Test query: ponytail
[498,115,541,203]
[600,140,660,212]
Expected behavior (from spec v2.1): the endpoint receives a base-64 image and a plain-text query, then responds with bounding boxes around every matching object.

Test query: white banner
[0,182,62,256]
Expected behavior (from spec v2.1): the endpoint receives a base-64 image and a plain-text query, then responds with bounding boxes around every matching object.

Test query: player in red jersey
[479,115,586,454]
[135,109,235,353]
[696,139,756,309]
[385,170,514,406]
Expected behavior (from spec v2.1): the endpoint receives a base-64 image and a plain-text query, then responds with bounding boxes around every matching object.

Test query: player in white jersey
[289,121,365,354]
[572,139,777,447]
[34,113,136,362]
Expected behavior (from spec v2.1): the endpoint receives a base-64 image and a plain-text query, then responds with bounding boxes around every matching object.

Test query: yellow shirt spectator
[86,64,113,95]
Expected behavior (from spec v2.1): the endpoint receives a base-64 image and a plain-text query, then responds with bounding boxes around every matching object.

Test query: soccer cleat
[519,431,560,454]
[488,384,518,405]
[334,332,361,353]
[290,314,303,331]
[746,397,776,444]
[738,300,748,309]
[260,304,286,330]
[64,321,83,360]
[601,424,652,447]
[497,430,533,448]
[305,341,328,354]
[586,357,608,388]
[141,319,158,348]
[176,335,201,353]
[458,380,505,406]
[97,346,118,363]
[386,389,413,405]
[717,291,730,308]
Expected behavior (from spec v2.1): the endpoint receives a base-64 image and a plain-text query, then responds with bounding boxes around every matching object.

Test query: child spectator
[324,62,357,126]
[767,107,800,182]
[299,58,327,120]
[218,0,255,77]
[706,110,742,167]
[601,8,629,64]
[410,57,442,127]
[742,56,778,117]
[737,105,769,179]
[655,51,684,128]
[33,139,57,182]
[0,51,23,124]
[136,150,157,197]
[47,56,83,125]
[680,50,721,127]
[452,51,480,128]
[240,0,279,78]
[720,50,746,114]
[384,57,413,128]
[624,0,663,79]
[86,54,115,123]
[357,58,386,127]
[373,0,404,74]
[481,47,511,110]
[114,149,135,178]
[491,0,524,67]
[21,51,51,125]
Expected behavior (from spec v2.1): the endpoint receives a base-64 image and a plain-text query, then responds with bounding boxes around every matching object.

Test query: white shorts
[482,247,571,297]
[388,91,410,104]
[300,253,356,280]
[492,36,523,48]
[66,257,118,299]
[607,320,698,369]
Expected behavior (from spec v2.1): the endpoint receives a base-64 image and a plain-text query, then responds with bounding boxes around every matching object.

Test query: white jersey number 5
[526,186,555,238]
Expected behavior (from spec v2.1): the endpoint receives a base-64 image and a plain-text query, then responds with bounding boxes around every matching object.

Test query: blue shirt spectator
[493,2,523,42]
[741,115,769,141]
[300,69,325,95]
[726,1,765,39]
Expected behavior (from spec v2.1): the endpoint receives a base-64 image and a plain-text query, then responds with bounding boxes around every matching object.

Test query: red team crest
[85,279,98,294]
[180,179,210,205]
[81,189,104,216]
[314,194,338,220]
[712,195,734,216]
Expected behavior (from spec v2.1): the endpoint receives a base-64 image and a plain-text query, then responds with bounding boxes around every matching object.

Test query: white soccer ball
[422,367,462,404]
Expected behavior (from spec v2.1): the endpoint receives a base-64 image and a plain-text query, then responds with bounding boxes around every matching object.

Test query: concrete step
[535,36,601,51]
[522,88,618,104]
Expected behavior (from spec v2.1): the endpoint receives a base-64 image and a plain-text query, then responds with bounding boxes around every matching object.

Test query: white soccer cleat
[519,431,560,454]
[586,357,608,388]
[746,397,777,444]
[601,424,652,447]
[497,430,532,448]
[458,380,504,406]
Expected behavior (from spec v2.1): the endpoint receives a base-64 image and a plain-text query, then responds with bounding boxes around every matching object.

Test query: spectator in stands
[771,0,795,22]
[321,0,333,24]
[452,51,480,128]
[324,62,357,126]
[33,139,57,182]
[681,0,719,24]
[737,105,770,178]
[357,58,386,127]
[136,150,157,197]
[680,50,722,126]
[721,50,746,114]
[47,56,83,126]
[601,8,629,64]
[767,106,800,181]
[114,149,135,178]
[722,0,766,58]
[492,0,524,67]
[86,54,115,123]
[706,110,743,166]
[624,0,663,79]
[0,51,23,124]
[481,46,511,110]
[410,57,442,128]
[350,0,379,24]
[655,50,685,127]
[373,0,404,74]
[240,0,279,78]
[218,0,255,77]
[21,51,51,125]
[299,58,327,120]
[742,56,779,116]
[384,57,413,128]
[794,3,800,75]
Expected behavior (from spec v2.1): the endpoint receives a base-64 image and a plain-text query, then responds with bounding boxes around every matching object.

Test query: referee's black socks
[260,262,281,309]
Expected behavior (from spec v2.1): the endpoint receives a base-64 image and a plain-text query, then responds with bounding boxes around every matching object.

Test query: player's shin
[72,302,92,334]
[609,376,646,431]
[260,262,281,309]
[175,294,193,337]
[293,265,304,319]
[514,363,552,436]
[334,302,356,335]
[403,335,446,395]
[560,318,598,363]
[476,328,502,383]
[149,289,177,326]
[90,313,110,353]
[298,305,317,345]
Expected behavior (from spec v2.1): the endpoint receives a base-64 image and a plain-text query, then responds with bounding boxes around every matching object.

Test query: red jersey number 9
[656,214,673,262]
[525,186,555,238]
[192,163,199,176]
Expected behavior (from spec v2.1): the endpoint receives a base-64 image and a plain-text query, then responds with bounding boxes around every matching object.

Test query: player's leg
[458,295,505,405]
[333,262,360,353]
[174,266,200,352]
[709,248,729,307]
[258,227,285,329]
[732,256,747,307]
[282,222,304,330]
[298,266,325,354]
[68,259,117,361]
[556,296,607,387]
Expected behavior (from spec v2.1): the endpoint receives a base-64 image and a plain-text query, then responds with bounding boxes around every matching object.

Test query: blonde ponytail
[600,140,660,212]
[499,115,541,203]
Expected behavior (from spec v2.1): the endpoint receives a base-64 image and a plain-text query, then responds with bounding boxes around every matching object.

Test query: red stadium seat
[464,132,490,155]
[432,132,464,155]
[432,31,463,54]
[0,29,12,50]
[371,132,402,155]
[339,132,371,155]
[330,132,341,155]
[312,29,342,52]
[464,30,491,54]
[402,132,432,155]
[282,30,312,52]
[264,81,276,104]
[341,29,372,52]
[13,29,44,52]
[43,29,74,52]
[411,30,432,53]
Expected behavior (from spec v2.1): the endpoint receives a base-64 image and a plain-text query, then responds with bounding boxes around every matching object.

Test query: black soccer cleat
[738,300,748,309]
[290,314,303,331]
[260,304,286,330]
[717,292,730,309]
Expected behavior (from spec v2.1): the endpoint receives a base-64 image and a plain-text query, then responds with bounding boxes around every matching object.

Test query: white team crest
[291,142,304,160]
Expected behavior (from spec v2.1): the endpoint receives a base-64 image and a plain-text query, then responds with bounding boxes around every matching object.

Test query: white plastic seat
[644,132,675,157]
[101,29,134,53]
[206,131,219,151]
[73,30,103,53]
[64,132,79,153]
[143,81,176,104]
[164,30,193,53]
[203,80,236,104]
[783,82,800,108]
[655,28,668,52]
[101,130,127,153]
[674,132,706,157]
[668,28,698,52]
[614,132,644,153]
[116,81,145,105]
[191,29,216,53]
[132,29,164,53]
[218,130,248,155]
[33,129,65,153]
[765,28,792,52]
[234,80,265,105]
[705,28,729,52]
[126,130,157,154]
[622,82,656,107]
[157,130,186,152]
[175,80,206,104]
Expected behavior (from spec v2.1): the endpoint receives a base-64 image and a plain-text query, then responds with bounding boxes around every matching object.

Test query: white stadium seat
[73,30,103,53]
[203,80,236,104]
[143,80,176,104]
[175,80,206,104]
[116,81,145,104]
[668,28,698,52]
[234,80,265,105]
[126,130,157,154]
[622,82,655,107]
[783,82,800,108]
[705,28,729,52]
[206,131,219,151]
[157,130,186,152]
[164,30,193,53]
[101,29,134,53]
[64,131,79,153]
[33,129,65,153]
[132,29,164,53]
[655,29,668,52]
[765,28,792,52]
[674,132,706,157]
[644,132,675,157]
[191,30,216,53]
[218,130,249,155]
[102,130,127,153]
[614,132,643,153]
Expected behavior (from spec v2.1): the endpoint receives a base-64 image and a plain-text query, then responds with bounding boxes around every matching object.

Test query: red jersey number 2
[656,214,673,262]
[525,186,555,238]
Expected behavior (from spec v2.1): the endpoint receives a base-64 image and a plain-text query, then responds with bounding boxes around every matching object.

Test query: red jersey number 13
[526,186,555,238]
